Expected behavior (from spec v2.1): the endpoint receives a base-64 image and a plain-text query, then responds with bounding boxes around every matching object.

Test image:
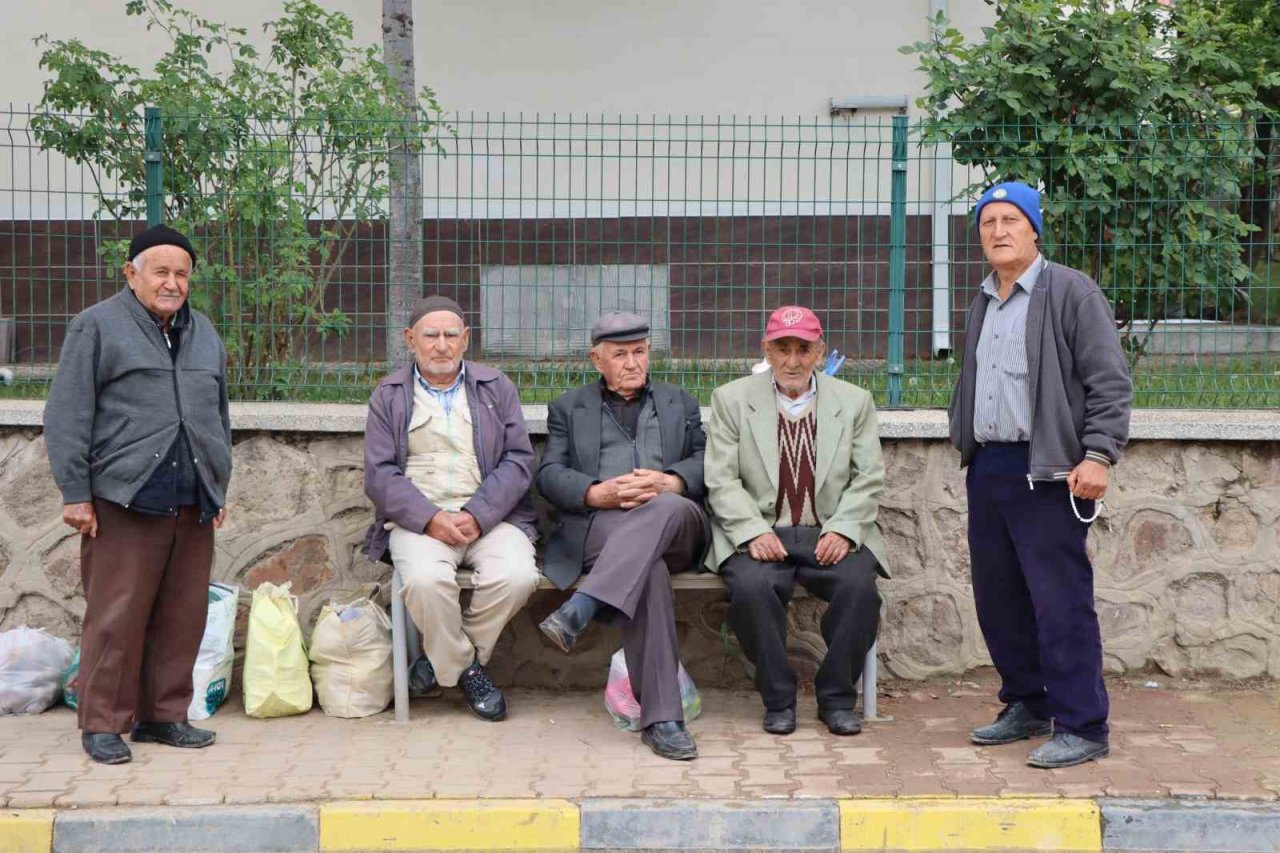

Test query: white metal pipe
[929,0,954,356]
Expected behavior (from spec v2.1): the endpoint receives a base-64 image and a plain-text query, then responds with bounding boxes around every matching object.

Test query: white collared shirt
[774,373,817,418]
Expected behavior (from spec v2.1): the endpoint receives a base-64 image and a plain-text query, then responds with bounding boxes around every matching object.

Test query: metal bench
[389,566,879,723]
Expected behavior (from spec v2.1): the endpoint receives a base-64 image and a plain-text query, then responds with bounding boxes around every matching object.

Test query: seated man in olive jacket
[706,305,890,738]
[536,311,708,761]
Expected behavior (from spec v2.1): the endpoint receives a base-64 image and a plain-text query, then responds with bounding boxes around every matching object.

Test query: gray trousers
[580,493,707,728]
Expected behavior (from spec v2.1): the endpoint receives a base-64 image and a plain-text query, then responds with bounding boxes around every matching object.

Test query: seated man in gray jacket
[536,312,708,761]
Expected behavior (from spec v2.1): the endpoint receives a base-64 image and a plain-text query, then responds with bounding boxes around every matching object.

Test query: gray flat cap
[591,311,650,344]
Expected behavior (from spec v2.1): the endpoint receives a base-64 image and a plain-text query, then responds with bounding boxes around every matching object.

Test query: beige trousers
[389,521,538,686]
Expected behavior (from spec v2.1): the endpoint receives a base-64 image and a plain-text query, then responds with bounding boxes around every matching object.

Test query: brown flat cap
[591,311,649,344]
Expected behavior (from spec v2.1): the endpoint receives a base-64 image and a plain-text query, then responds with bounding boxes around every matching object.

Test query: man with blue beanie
[948,181,1132,768]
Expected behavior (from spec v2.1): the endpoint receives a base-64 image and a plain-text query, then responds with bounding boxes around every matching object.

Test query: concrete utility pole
[382,0,422,364]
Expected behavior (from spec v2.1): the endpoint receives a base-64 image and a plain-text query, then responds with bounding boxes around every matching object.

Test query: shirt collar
[982,253,1045,300]
[414,362,466,395]
[773,372,817,405]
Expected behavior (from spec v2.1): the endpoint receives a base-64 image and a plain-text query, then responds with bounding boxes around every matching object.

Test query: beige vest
[404,380,482,511]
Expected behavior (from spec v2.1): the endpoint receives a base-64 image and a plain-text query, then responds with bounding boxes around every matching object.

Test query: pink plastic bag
[603,648,701,731]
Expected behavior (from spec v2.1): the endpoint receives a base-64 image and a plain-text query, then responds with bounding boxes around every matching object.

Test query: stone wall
[1,427,1277,689]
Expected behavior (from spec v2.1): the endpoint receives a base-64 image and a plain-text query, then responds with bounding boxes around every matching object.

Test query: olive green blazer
[703,370,890,576]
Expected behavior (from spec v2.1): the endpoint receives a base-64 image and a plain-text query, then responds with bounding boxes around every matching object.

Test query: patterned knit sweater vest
[774,402,818,527]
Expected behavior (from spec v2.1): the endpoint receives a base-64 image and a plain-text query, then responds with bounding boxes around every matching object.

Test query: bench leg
[391,566,410,723]
[861,641,877,720]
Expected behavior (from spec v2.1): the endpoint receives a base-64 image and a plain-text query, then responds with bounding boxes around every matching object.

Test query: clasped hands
[585,468,683,510]
[748,530,852,567]
[425,509,481,547]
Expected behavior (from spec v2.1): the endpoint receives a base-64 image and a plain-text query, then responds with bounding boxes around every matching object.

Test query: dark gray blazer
[536,381,707,589]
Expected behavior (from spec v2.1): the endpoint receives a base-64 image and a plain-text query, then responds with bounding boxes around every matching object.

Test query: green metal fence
[1,106,1277,407]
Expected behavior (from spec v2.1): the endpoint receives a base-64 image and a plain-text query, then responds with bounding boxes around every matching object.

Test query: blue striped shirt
[414,364,466,417]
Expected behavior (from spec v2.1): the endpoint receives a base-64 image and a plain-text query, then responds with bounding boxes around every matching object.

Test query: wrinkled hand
[425,511,469,547]
[748,531,787,562]
[63,502,97,538]
[585,476,627,510]
[616,468,683,509]
[815,532,852,566]
[449,510,481,544]
[1067,460,1109,501]
[213,508,228,529]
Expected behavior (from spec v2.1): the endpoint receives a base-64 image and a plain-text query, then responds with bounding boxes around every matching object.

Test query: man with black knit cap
[363,295,538,722]
[45,223,232,764]
[951,181,1131,769]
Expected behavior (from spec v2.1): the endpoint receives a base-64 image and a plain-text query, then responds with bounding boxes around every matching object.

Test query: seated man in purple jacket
[362,295,539,722]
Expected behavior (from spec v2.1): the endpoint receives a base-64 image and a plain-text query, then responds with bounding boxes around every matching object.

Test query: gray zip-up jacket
[948,260,1132,482]
[44,288,233,508]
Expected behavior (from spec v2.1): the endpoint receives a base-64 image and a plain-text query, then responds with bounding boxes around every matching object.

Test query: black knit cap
[408,295,466,328]
[128,223,197,267]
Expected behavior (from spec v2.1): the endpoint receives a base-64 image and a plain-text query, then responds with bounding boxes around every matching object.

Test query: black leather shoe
[818,707,863,736]
[1027,733,1109,769]
[459,660,507,722]
[130,721,216,749]
[763,706,796,735]
[82,733,131,764]
[538,605,590,653]
[969,701,1052,745]
[641,721,698,761]
[408,654,439,698]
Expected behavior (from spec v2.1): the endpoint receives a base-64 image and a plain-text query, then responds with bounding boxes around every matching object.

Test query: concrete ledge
[319,799,580,852]
[52,805,318,852]
[1,399,1277,440]
[1102,799,1280,852]
[580,799,839,851]
[0,808,54,853]
[840,798,1102,852]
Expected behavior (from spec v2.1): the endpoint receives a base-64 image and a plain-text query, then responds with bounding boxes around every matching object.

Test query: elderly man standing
[950,182,1131,769]
[45,224,232,764]
[705,306,889,737]
[536,312,707,761]
[363,295,538,722]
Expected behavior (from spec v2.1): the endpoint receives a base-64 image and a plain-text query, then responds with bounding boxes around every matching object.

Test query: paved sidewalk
[1,672,1276,809]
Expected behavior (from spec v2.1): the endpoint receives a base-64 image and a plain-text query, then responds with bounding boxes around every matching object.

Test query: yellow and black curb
[3,796,1278,852]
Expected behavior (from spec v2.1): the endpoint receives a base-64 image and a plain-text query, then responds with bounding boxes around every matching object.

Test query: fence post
[887,115,907,407]
[144,106,163,226]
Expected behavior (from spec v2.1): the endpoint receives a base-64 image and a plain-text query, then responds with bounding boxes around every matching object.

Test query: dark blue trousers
[966,443,1109,744]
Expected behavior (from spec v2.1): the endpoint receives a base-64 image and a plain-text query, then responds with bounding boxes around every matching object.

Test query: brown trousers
[77,500,214,733]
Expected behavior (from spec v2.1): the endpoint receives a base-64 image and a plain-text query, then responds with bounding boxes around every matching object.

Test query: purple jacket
[362,360,538,563]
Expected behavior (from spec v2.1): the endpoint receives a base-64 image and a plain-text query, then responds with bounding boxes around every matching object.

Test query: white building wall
[1,1,994,115]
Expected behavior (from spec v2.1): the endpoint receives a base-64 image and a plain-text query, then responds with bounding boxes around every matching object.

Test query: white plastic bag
[0,627,74,715]
[188,582,238,721]
[308,588,393,718]
[243,581,313,718]
[603,648,702,731]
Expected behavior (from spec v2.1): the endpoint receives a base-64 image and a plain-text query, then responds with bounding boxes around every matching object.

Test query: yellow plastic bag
[309,587,393,718]
[243,581,313,718]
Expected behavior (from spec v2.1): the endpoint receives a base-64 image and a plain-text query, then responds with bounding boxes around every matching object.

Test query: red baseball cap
[764,305,823,342]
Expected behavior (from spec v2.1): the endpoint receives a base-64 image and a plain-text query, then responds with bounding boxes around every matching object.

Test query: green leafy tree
[1182,0,1280,270]
[32,0,443,396]
[904,0,1278,362]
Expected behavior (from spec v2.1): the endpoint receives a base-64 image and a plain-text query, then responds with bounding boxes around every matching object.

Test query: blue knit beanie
[974,181,1043,236]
